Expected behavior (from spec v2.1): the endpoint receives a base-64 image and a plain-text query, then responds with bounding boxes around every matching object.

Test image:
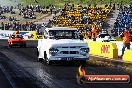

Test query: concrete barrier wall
[85,41,118,59]
[123,50,132,63]
[18,31,37,40]
[111,41,132,56]
[0,30,15,39]
[0,30,38,40]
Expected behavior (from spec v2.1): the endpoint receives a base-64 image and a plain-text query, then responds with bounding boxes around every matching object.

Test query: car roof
[45,27,78,31]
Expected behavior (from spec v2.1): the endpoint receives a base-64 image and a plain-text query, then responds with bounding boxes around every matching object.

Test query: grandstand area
[51,3,112,38]
[0,1,131,36]
[0,1,131,46]
[112,6,132,36]
[42,3,131,40]
[0,1,132,88]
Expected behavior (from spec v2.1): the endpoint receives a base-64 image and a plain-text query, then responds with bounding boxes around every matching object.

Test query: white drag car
[96,33,116,42]
[37,27,89,65]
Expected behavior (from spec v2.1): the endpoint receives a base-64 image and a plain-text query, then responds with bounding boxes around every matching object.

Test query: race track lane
[0,40,132,88]
[0,64,12,88]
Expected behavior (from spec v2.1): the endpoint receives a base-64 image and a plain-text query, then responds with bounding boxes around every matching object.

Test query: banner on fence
[0,30,15,39]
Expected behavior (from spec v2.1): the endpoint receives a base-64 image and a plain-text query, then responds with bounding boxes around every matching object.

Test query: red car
[8,34,26,47]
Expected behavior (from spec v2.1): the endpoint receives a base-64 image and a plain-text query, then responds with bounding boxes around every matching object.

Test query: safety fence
[85,40,132,63]
[0,30,43,40]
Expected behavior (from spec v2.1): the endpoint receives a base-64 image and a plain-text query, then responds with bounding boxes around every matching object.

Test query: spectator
[91,23,97,41]
[119,27,131,56]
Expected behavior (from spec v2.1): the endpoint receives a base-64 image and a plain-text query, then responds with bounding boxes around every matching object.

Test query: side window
[74,31,78,39]
[43,30,48,39]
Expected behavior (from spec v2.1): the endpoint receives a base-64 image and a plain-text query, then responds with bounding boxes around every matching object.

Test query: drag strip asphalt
[0,64,13,88]
[0,39,132,88]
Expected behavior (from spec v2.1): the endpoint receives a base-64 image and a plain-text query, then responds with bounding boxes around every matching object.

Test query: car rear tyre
[38,58,43,62]
[37,51,43,61]
[44,52,52,65]
[38,58,43,61]
[46,60,52,65]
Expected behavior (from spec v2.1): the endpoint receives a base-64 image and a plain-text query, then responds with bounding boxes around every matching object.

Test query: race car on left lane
[8,34,26,47]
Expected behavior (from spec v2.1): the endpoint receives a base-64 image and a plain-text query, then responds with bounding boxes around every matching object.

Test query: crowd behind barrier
[0,22,36,30]
[0,5,14,15]
[0,5,14,20]
[0,4,60,34]
[19,4,58,19]
[112,5,132,36]
[0,4,58,20]
[49,3,113,38]
[1,3,131,39]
